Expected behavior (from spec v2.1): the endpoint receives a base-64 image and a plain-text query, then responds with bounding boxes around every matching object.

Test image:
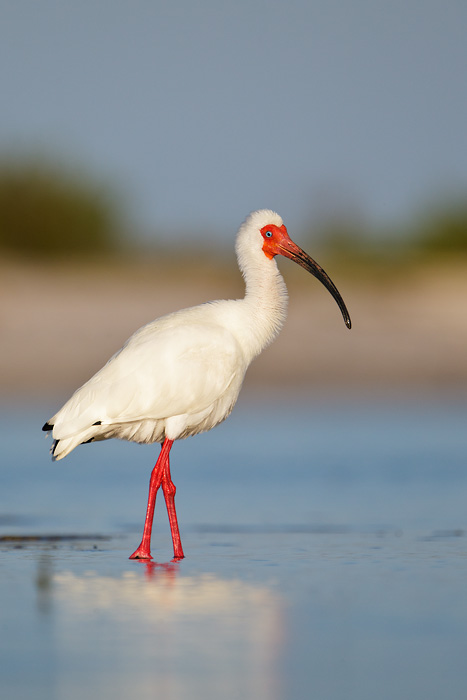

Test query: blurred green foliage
[314,196,467,264]
[0,160,120,257]
[412,200,467,254]
[0,155,465,264]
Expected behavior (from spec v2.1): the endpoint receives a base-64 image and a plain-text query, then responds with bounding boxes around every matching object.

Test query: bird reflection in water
[39,562,285,700]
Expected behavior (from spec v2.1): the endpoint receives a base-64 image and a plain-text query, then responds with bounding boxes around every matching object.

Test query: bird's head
[237,209,351,329]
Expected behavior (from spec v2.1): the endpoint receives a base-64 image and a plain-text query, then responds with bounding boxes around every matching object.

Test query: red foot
[171,549,185,562]
[129,544,153,560]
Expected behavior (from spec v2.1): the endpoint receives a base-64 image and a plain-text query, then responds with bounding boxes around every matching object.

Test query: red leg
[161,454,185,560]
[129,439,174,560]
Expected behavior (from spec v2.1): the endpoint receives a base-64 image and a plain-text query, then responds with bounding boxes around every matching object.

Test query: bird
[43,209,351,561]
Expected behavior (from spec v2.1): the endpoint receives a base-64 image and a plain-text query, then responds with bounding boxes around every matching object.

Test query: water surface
[1,395,466,699]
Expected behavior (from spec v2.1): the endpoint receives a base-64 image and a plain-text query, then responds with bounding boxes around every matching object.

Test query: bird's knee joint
[163,478,176,497]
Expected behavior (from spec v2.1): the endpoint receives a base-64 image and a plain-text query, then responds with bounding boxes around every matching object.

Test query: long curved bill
[278,238,352,329]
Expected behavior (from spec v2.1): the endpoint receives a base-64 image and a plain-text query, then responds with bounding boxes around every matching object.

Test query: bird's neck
[239,257,288,360]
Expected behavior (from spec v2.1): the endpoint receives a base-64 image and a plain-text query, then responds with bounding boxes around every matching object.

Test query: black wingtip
[42,422,53,432]
[51,439,59,460]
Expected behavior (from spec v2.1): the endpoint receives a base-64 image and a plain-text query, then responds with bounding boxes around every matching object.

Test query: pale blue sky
[1,1,466,241]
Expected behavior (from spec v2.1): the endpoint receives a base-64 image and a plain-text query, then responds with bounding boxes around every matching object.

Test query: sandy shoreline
[2,256,466,400]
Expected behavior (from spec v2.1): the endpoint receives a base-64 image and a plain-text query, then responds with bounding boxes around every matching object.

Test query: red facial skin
[260,223,309,263]
[260,224,293,259]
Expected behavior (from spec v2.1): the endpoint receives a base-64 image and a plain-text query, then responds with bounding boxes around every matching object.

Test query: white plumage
[43,209,350,560]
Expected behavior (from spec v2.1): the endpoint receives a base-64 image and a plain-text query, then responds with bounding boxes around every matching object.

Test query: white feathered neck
[231,209,289,360]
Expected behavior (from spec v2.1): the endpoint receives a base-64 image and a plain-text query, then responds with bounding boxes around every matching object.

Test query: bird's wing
[50,315,245,440]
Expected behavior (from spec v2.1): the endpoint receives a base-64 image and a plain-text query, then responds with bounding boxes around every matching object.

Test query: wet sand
[2,256,466,398]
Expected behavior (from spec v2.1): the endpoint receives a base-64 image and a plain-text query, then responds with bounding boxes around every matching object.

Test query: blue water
[1,394,466,699]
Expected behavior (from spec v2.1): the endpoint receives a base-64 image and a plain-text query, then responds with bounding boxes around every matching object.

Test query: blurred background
[2,6,467,699]
[1,0,466,402]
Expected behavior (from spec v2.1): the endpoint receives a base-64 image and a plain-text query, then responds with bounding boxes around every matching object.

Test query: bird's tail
[42,422,95,461]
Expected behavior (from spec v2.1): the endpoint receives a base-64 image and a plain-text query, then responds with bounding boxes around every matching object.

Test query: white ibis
[43,209,351,560]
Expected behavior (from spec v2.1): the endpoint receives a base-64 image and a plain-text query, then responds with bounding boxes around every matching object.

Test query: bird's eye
[264,230,273,238]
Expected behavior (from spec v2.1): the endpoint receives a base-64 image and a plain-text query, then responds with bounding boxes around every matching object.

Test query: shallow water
[1,395,466,699]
